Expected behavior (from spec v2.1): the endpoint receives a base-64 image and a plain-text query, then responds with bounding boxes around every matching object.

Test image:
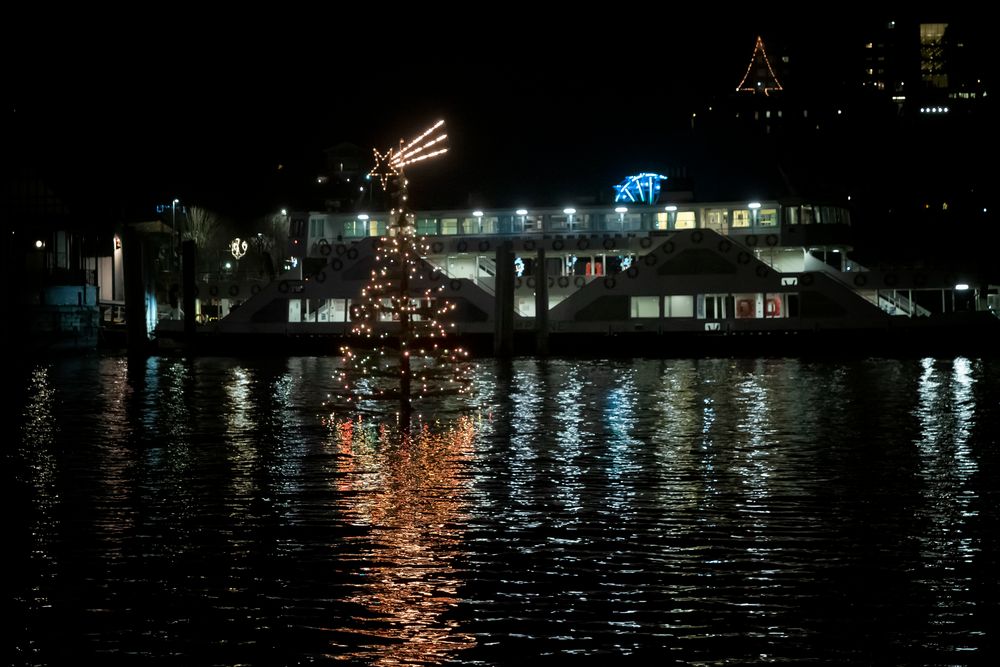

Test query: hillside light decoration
[333,120,471,417]
[230,238,248,260]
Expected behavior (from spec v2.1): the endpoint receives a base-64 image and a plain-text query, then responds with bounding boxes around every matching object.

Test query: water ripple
[8,356,1000,664]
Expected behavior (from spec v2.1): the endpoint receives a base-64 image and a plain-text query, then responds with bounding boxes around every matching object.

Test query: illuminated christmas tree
[333,121,472,416]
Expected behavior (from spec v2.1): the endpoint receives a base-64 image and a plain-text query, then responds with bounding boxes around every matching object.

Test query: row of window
[630,293,787,319]
[284,294,790,324]
[300,205,848,245]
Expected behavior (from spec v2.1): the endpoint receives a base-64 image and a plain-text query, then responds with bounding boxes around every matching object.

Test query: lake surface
[9,355,1000,665]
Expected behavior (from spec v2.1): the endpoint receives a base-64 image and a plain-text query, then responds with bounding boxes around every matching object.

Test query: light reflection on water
[9,356,1000,664]
[327,416,478,664]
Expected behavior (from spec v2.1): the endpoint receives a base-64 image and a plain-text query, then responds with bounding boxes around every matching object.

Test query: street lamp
[473,210,484,233]
[516,208,528,233]
[749,201,761,227]
[564,207,576,231]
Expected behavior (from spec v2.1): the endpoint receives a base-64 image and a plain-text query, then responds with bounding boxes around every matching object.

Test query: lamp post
[749,201,761,228]
[615,206,627,233]
[564,207,576,232]
[516,209,528,233]
[172,198,181,271]
[665,205,678,230]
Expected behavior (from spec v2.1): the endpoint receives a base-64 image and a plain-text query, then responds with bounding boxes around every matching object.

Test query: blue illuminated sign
[614,173,668,204]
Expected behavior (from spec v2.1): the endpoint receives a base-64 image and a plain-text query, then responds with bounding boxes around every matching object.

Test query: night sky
[7,10,990,257]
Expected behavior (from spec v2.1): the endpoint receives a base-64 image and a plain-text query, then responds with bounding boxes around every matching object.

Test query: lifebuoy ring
[558,276,569,288]
[251,284,261,295]
[577,238,589,250]
[552,239,564,251]
[627,266,639,279]
[603,238,614,250]
[228,284,239,297]
[431,241,444,253]
[718,239,732,253]
[746,235,759,247]
[331,258,343,271]
[515,277,523,288]
[640,237,652,248]
[604,276,616,289]
[755,265,768,278]
[574,276,585,288]
[319,240,332,255]
[457,240,468,252]
[765,234,778,247]
[278,281,290,293]
[737,251,752,264]
[429,269,442,281]
[479,240,490,252]
[661,240,675,255]
[548,277,555,288]
[691,230,704,244]
[315,271,327,283]
[335,243,346,256]
[643,254,657,266]
[884,273,898,287]
[526,276,536,288]
[209,285,219,297]
[346,247,358,260]
[853,274,867,287]
[449,279,462,291]
[524,240,536,251]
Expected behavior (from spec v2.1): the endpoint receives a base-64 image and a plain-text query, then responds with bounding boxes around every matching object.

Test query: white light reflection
[92,357,143,558]
[913,356,980,623]
[20,364,59,580]
[733,361,775,504]
[603,368,642,517]
[650,360,702,516]
[506,366,545,518]
[552,363,588,516]
[225,366,259,500]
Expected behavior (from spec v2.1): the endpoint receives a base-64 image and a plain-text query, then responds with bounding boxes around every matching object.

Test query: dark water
[9,356,1000,665]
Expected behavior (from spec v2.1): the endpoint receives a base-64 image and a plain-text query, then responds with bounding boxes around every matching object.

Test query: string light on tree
[334,119,471,420]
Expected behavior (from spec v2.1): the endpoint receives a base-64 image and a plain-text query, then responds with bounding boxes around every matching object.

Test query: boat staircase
[872,290,931,317]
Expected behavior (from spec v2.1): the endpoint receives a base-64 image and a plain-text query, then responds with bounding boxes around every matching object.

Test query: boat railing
[876,291,932,317]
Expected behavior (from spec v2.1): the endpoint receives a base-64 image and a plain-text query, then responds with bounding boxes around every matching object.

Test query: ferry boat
[155,195,999,356]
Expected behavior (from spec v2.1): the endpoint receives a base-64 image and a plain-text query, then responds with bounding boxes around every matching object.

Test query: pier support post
[494,241,514,357]
[182,240,197,347]
[535,248,548,356]
[123,227,152,356]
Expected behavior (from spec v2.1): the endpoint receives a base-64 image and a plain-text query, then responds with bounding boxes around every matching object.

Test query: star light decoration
[333,120,470,417]
[368,119,448,192]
